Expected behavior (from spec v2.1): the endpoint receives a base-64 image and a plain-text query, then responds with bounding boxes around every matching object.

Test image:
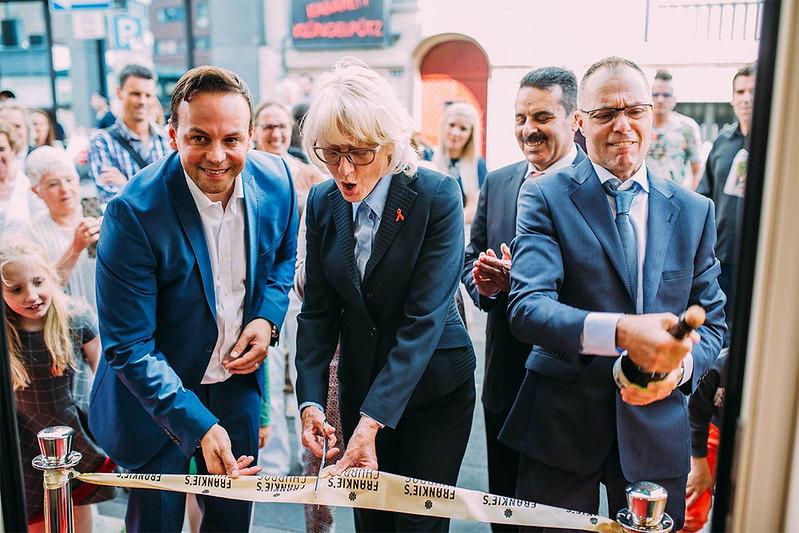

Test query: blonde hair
[301,56,418,177]
[432,101,482,192]
[0,236,73,390]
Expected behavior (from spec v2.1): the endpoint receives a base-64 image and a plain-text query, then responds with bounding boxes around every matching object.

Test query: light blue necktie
[354,202,375,280]
[603,179,639,301]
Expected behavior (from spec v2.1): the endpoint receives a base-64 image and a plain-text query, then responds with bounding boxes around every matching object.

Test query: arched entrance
[419,39,489,156]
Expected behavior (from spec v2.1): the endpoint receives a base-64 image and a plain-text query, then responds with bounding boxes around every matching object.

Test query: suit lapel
[506,161,529,233]
[167,158,217,319]
[364,174,417,281]
[569,159,636,301]
[242,162,259,317]
[643,173,680,314]
[328,189,361,293]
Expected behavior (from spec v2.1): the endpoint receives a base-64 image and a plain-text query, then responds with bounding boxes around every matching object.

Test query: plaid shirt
[88,118,172,206]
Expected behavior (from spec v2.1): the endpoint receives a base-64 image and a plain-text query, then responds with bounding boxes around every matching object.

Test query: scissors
[313,422,329,504]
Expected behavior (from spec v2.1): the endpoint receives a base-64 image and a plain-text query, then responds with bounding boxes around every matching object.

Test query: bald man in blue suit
[500,57,726,531]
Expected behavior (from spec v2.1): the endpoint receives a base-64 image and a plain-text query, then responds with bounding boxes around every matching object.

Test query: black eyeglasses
[579,104,653,125]
[257,123,290,131]
[313,146,380,166]
[652,92,674,98]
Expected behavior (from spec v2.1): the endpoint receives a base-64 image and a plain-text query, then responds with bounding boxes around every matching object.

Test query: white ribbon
[74,467,622,531]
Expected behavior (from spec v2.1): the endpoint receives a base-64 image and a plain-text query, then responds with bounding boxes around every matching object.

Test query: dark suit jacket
[295,168,475,428]
[89,150,298,469]
[500,157,726,481]
[463,147,586,418]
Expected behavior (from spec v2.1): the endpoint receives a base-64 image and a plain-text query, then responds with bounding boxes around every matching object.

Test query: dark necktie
[603,179,639,301]
[354,202,375,280]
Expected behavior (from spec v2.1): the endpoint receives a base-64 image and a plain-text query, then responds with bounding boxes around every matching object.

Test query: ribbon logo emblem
[396,208,404,222]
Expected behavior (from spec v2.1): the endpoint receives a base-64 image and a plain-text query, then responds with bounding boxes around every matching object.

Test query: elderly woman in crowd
[0,121,46,235]
[24,146,100,311]
[431,101,487,224]
[295,58,476,532]
[23,145,101,412]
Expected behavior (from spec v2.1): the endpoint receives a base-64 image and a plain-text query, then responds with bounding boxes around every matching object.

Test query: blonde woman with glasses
[296,57,476,532]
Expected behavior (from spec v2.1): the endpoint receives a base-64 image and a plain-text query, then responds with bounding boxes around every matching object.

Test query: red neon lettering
[293,18,384,39]
[305,0,369,20]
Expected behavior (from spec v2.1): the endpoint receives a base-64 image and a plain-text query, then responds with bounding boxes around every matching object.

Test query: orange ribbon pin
[396,208,404,222]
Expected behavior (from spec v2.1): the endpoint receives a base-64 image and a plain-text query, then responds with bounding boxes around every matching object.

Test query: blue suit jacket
[499,157,726,481]
[463,146,586,418]
[295,168,475,429]
[89,150,298,469]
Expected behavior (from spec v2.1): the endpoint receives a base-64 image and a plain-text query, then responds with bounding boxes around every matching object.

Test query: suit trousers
[341,378,476,533]
[515,440,687,532]
[125,373,260,532]
[484,407,521,533]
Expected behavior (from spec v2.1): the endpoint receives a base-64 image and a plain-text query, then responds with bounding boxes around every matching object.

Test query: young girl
[1,236,115,532]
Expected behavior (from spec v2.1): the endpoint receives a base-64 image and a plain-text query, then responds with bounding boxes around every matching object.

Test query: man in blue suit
[89,66,298,532]
[500,57,726,531]
[463,67,585,530]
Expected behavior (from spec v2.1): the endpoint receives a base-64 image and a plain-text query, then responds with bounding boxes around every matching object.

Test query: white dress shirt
[527,143,579,177]
[579,163,693,383]
[184,172,247,384]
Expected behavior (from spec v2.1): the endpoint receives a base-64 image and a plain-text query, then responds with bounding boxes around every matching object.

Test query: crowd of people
[0,55,755,533]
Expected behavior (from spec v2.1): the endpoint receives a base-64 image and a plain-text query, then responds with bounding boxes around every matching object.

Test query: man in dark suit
[295,60,476,532]
[500,57,726,531]
[463,67,585,529]
[89,66,298,532]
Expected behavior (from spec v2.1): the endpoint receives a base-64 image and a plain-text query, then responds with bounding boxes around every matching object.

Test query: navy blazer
[463,147,586,417]
[295,168,475,429]
[89,150,298,469]
[500,157,726,481]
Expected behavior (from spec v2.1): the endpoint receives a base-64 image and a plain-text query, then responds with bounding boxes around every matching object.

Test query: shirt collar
[527,143,579,176]
[351,173,393,222]
[116,117,157,141]
[591,160,650,193]
[730,122,746,139]
[184,171,245,213]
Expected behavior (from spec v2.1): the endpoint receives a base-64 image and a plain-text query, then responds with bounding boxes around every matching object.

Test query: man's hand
[472,243,512,296]
[300,405,339,459]
[620,366,681,406]
[686,455,714,508]
[328,415,380,476]
[222,318,272,374]
[97,166,128,186]
[258,425,270,448]
[616,313,700,374]
[200,423,261,477]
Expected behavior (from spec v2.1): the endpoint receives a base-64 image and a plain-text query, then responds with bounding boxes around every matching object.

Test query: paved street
[95,303,492,532]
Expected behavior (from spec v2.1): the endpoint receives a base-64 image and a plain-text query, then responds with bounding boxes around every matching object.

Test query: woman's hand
[300,405,339,459]
[72,217,101,253]
[328,415,379,476]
